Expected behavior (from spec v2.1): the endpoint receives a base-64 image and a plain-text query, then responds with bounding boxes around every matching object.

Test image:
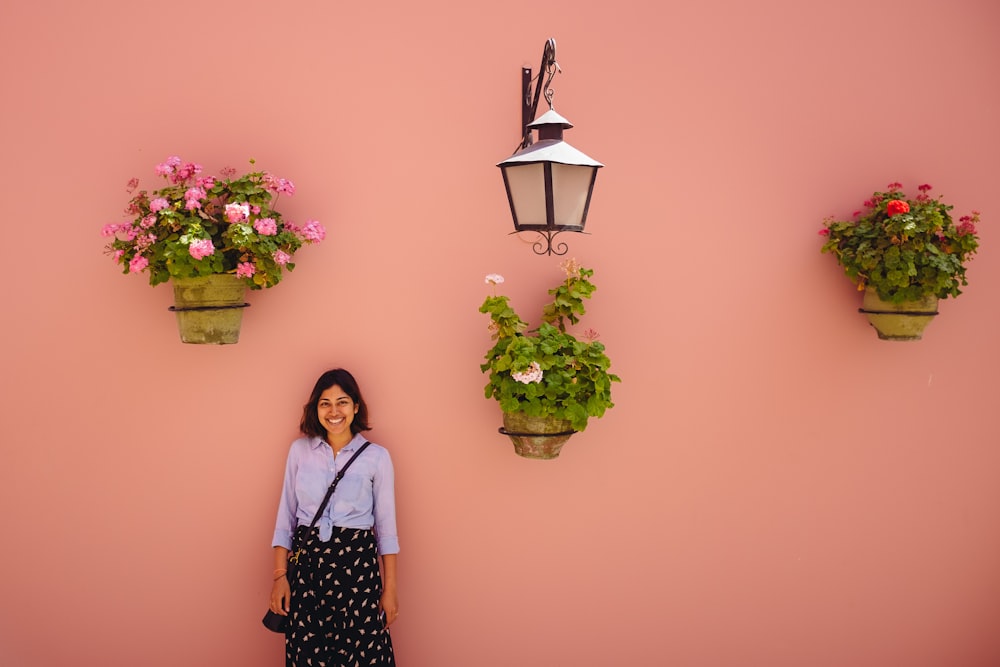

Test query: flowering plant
[820,183,980,303]
[479,260,620,432]
[102,156,325,289]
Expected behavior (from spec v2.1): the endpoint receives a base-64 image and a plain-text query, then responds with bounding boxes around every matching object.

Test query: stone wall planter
[859,286,938,341]
[170,274,249,345]
[499,412,576,460]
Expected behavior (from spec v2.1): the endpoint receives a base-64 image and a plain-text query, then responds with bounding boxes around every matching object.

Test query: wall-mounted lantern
[497,38,603,256]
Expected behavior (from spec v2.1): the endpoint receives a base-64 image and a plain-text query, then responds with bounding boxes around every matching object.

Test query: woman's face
[317,384,358,441]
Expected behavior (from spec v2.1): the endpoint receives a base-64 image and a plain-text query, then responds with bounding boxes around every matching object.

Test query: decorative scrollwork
[521,38,559,149]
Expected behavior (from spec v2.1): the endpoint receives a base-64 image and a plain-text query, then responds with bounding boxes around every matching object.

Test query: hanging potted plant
[479,260,620,459]
[101,156,325,344]
[820,183,981,340]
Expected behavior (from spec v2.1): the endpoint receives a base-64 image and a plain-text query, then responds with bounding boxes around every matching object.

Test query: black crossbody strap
[304,440,371,533]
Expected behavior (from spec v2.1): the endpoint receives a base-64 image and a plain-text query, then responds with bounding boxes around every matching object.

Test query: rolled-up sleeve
[271,444,300,550]
[372,447,399,555]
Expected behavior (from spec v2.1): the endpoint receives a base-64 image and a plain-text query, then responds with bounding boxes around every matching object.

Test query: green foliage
[479,262,620,432]
[820,183,980,303]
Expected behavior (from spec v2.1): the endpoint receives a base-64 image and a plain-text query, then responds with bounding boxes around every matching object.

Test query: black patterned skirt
[286,526,396,667]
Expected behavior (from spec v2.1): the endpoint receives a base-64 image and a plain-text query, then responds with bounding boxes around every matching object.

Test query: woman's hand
[270,546,291,615]
[270,576,291,616]
[378,588,399,627]
[378,553,399,627]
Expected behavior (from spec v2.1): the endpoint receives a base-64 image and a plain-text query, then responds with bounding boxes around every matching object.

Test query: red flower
[957,221,977,236]
[918,184,932,193]
[886,200,910,217]
[887,182,903,192]
[818,228,830,236]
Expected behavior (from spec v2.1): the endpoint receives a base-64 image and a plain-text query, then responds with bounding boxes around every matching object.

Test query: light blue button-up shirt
[272,432,399,555]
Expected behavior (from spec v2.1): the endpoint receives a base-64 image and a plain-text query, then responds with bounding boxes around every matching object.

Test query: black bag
[262,609,288,633]
[262,441,371,633]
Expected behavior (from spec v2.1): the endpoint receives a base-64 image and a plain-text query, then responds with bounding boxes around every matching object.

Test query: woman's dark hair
[300,368,371,438]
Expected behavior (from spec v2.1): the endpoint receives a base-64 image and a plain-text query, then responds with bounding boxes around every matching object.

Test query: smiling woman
[268,368,399,666]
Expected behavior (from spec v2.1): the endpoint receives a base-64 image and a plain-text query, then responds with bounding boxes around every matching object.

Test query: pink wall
[2,1,999,665]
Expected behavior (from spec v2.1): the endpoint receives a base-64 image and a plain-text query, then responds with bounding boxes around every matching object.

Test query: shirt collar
[309,432,365,451]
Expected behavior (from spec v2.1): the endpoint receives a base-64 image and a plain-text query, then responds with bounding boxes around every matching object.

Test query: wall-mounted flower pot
[859,286,938,341]
[499,412,576,460]
[170,274,249,345]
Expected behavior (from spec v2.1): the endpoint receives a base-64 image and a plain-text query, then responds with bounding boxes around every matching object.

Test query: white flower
[511,361,543,384]
[485,273,505,286]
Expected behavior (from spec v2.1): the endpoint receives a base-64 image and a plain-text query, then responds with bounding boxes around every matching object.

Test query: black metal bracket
[519,38,559,150]
[169,303,250,312]
[499,426,577,438]
[509,228,591,256]
[858,308,938,317]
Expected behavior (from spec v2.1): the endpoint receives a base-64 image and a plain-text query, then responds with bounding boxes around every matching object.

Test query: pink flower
[918,184,932,193]
[101,223,120,238]
[113,249,124,262]
[273,250,291,266]
[559,257,581,277]
[184,187,206,210]
[511,361,543,384]
[171,161,202,184]
[140,214,156,229]
[126,177,139,193]
[125,198,142,216]
[149,197,169,212]
[224,202,250,223]
[196,176,216,189]
[887,182,902,192]
[236,262,256,278]
[582,328,600,342]
[155,156,180,176]
[263,173,295,195]
[254,217,278,235]
[220,166,237,179]
[188,239,216,260]
[886,200,910,217]
[129,255,149,273]
[301,220,325,242]
[135,233,157,251]
[485,273,504,285]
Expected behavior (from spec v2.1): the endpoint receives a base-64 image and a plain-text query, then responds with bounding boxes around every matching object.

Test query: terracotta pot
[500,412,576,460]
[170,274,249,345]
[860,286,938,341]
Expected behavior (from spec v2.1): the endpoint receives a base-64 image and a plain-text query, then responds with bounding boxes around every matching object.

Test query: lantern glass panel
[551,163,596,229]
[503,163,547,228]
